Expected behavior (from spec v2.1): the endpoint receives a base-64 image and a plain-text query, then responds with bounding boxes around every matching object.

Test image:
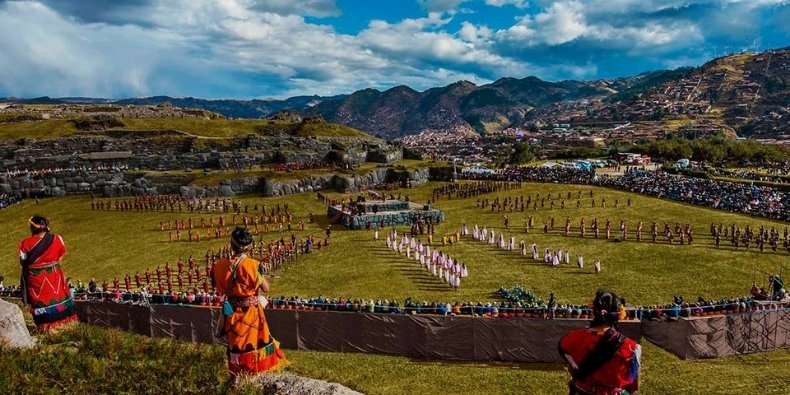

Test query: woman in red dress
[18,216,77,331]
[558,290,641,395]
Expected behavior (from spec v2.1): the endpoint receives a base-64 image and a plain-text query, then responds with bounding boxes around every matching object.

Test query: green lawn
[1,182,789,393]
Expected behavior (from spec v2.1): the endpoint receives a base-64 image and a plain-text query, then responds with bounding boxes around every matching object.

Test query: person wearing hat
[558,290,641,395]
[212,227,287,386]
[18,215,77,331]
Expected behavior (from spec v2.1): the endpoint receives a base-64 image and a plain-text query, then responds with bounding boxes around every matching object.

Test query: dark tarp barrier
[641,310,790,360]
[128,304,152,336]
[78,302,133,331]
[149,305,216,344]
[413,315,474,361]
[640,320,690,358]
[264,308,298,348]
[73,301,787,363]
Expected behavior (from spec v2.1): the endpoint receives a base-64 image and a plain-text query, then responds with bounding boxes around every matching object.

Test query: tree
[509,142,536,164]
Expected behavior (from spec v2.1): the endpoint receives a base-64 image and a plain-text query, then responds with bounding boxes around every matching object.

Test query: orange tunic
[213,254,287,374]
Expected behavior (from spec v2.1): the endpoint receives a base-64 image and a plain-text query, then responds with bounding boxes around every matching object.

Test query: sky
[0,0,789,99]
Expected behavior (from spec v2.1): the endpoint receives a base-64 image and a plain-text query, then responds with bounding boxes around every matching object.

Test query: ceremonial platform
[327,199,444,230]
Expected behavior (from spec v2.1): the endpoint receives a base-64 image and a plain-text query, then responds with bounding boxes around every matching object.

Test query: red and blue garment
[19,232,77,331]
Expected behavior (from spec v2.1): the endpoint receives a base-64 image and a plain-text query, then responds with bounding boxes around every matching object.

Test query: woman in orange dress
[213,227,287,383]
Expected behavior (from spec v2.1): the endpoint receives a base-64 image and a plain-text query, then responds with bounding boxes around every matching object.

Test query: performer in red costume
[559,290,641,395]
[18,216,77,331]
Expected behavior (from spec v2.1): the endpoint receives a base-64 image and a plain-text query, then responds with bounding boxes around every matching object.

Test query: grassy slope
[0,182,787,305]
[0,119,78,140]
[119,118,372,139]
[0,117,373,140]
[0,322,787,395]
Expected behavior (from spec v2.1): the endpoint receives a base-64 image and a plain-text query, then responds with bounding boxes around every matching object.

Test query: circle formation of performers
[69,234,331,300]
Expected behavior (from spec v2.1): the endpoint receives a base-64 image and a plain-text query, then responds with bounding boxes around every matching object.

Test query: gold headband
[29,218,46,229]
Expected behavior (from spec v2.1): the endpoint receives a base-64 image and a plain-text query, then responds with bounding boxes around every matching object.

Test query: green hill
[0,113,375,141]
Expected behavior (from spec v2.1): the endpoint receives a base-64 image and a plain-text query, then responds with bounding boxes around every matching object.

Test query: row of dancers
[384,229,469,288]
[463,224,602,273]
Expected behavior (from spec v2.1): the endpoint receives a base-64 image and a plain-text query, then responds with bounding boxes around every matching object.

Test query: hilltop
[563,49,790,138]
[3,48,789,140]
[0,102,374,140]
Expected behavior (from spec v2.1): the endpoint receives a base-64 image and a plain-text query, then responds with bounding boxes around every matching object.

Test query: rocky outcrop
[253,373,363,395]
[0,299,36,349]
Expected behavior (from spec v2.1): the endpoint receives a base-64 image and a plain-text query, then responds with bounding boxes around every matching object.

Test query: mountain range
[4,47,789,140]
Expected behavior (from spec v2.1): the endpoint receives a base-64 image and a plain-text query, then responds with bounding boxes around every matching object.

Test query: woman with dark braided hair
[18,215,77,331]
[558,290,641,395]
[212,227,287,386]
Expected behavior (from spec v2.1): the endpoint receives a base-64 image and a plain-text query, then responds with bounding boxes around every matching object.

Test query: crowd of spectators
[0,192,22,210]
[460,166,595,185]
[454,165,788,221]
[597,169,789,221]
[3,284,785,322]
[2,164,128,180]
[268,161,337,172]
[711,168,789,184]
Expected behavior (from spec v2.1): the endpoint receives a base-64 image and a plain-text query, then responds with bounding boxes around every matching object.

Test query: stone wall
[1,135,401,173]
[0,172,133,197]
[0,161,432,199]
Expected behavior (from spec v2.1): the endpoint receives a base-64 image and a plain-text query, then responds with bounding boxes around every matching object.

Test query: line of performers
[464,224,602,273]
[159,211,298,231]
[431,181,523,202]
[384,228,469,289]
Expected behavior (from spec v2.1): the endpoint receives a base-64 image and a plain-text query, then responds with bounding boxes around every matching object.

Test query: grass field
[1,182,789,394]
[1,182,786,305]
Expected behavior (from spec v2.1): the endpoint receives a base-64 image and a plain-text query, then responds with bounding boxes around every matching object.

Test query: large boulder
[220,185,235,197]
[253,373,362,395]
[0,299,36,349]
[51,186,66,197]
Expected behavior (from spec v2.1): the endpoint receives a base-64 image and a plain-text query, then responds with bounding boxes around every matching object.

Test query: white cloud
[0,0,786,98]
[359,16,532,78]
[0,0,541,98]
[459,21,493,43]
[589,22,703,50]
[500,1,587,45]
[417,0,470,13]
[497,0,704,52]
[0,1,176,97]
[249,0,341,17]
[485,0,528,8]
